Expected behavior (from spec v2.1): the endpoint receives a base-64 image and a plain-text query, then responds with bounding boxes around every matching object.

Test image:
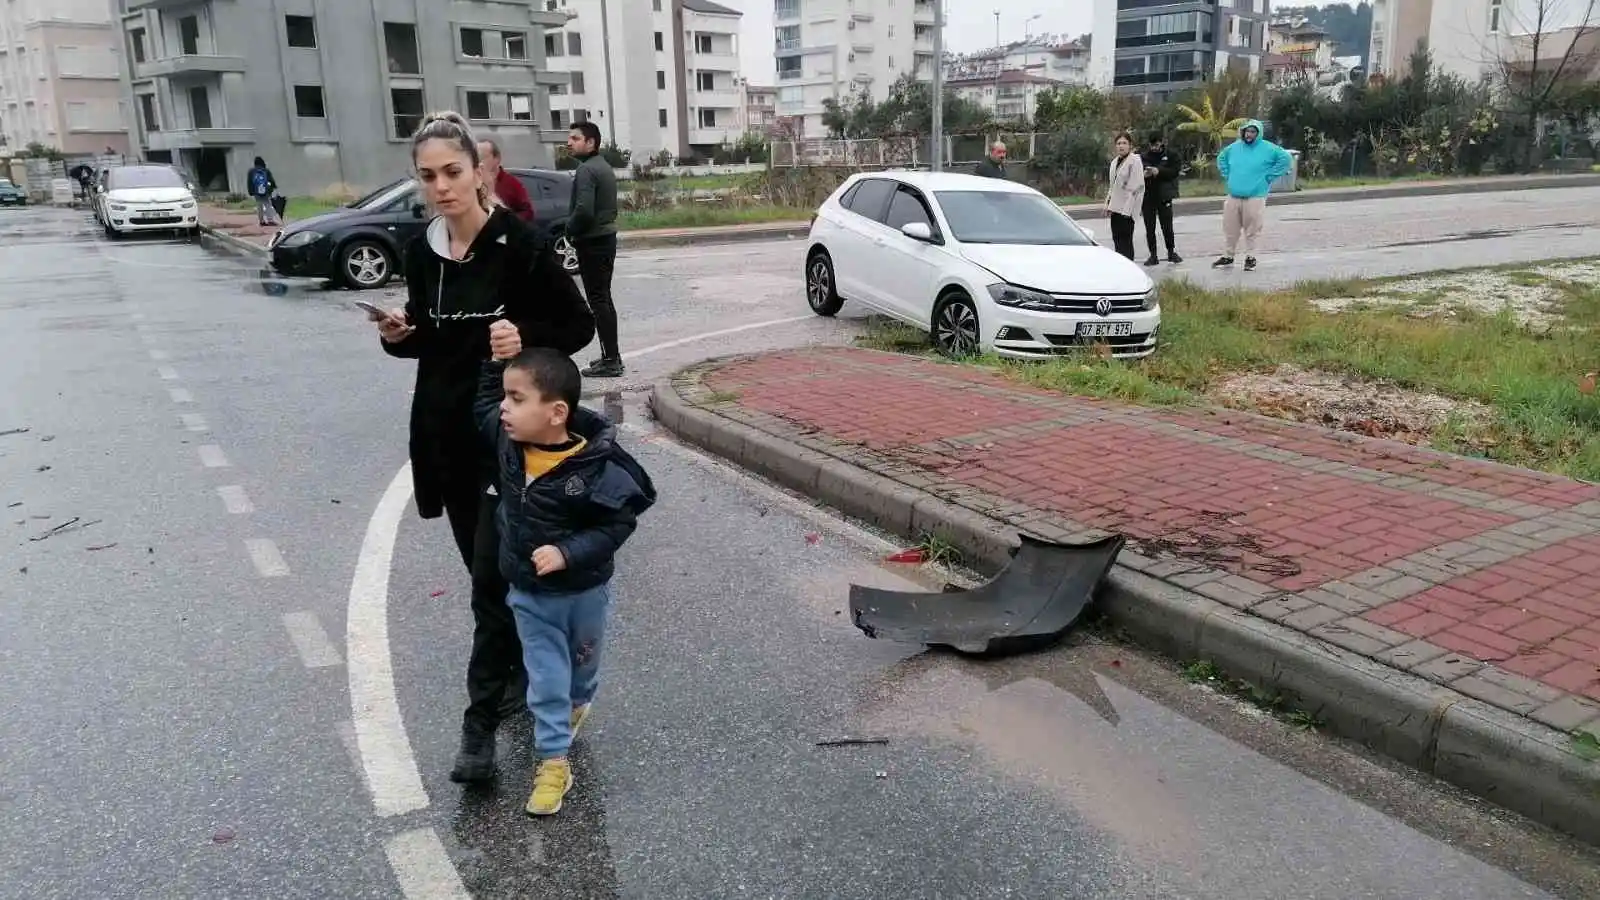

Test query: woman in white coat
[1104,131,1146,261]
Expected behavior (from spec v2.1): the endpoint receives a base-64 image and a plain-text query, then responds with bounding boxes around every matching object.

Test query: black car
[268,168,577,290]
[0,179,26,206]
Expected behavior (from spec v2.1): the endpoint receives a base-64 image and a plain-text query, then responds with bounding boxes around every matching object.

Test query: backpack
[249,168,269,196]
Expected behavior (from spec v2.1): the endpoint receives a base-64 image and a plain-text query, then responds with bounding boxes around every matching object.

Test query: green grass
[216,196,343,221]
[618,204,810,231]
[859,258,1600,482]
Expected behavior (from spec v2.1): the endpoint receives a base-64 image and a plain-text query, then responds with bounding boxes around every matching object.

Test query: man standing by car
[478,138,534,223]
[974,141,1008,179]
[1140,133,1182,266]
[566,122,622,378]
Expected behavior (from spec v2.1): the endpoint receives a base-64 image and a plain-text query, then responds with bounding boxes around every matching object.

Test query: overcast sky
[721,1,1353,82]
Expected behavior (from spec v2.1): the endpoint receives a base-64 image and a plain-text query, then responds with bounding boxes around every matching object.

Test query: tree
[1174,92,1251,148]
[820,75,992,139]
[1486,0,1599,170]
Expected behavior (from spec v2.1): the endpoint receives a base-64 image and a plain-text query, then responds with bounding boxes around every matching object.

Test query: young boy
[475,327,656,816]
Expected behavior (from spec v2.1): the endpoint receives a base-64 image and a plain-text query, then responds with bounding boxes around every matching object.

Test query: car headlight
[276,230,323,248]
[1141,287,1158,311]
[987,283,1056,311]
[109,203,127,211]
[180,200,197,209]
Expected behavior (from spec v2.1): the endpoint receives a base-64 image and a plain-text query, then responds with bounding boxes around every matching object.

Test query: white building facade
[1370,0,1597,82]
[774,0,938,138]
[0,0,131,157]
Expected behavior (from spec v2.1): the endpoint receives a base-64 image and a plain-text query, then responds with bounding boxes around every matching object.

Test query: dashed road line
[282,611,343,668]
[384,828,470,900]
[245,538,291,577]
[157,365,179,381]
[197,444,231,468]
[169,387,194,404]
[216,484,254,514]
[180,412,208,432]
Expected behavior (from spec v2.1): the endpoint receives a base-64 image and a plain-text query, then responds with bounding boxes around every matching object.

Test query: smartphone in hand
[352,300,390,321]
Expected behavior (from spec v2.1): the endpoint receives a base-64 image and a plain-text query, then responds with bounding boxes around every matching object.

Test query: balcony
[688,126,737,145]
[136,55,248,78]
[124,0,197,9]
[145,126,255,150]
[913,1,936,23]
[695,51,739,70]
[693,88,740,108]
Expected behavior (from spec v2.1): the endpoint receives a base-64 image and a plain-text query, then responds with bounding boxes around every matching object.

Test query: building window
[571,71,585,93]
[659,108,668,127]
[654,0,662,10]
[385,22,421,74]
[550,82,566,95]
[391,87,424,138]
[696,34,713,53]
[510,93,533,121]
[655,32,664,51]
[129,28,146,64]
[285,15,316,49]
[776,25,800,52]
[778,56,801,80]
[461,28,484,57]
[698,108,717,127]
[294,85,326,118]
[506,34,527,59]
[178,15,200,55]
[775,0,800,18]
[545,33,563,57]
[657,70,666,89]
[697,72,715,91]
[189,86,211,128]
[1489,0,1503,33]
[465,91,491,120]
[551,108,568,129]
[567,32,582,55]
[138,94,159,132]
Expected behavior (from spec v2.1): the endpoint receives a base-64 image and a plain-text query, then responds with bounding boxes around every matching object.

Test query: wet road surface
[3,204,1599,898]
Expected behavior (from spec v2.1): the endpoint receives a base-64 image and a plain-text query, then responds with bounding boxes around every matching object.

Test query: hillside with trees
[1275,2,1374,63]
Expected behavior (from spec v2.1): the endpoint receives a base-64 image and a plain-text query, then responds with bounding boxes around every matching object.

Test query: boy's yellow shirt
[523,436,587,484]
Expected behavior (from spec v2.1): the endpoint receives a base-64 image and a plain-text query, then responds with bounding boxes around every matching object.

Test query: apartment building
[0,0,131,156]
[116,0,566,196]
[739,81,778,136]
[774,0,939,139]
[945,36,1092,87]
[540,0,743,162]
[1089,0,1272,101]
[946,71,1061,122]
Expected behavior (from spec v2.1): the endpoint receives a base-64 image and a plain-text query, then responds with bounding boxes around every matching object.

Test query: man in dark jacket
[566,122,623,379]
[973,141,1008,179]
[246,156,280,226]
[1140,133,1182,266]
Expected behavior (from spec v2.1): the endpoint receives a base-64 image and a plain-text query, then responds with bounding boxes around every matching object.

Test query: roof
[849,170,1038,195]
[681,0,741,16]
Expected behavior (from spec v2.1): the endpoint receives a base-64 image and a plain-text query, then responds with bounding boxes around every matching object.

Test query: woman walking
[372,111,595,783]
[1105,132,1146,262]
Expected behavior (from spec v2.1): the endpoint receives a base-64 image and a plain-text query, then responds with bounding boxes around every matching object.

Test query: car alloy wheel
[554,234,579,274]
[342,242,392,289]
[933,294,980,357]
[806,252,843,316]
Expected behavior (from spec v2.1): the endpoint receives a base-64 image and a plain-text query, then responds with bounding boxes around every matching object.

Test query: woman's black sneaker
[1212,256,1234,268]
[1144,255,1160,267]
[1168,252,1183,264]
[582,358,625,378]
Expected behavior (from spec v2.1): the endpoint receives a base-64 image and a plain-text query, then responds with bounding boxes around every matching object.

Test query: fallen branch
[29,517,101,542]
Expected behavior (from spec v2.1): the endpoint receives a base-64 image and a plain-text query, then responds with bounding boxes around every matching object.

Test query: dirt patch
[1212,365,1491,444]
[1306,269,1566,330]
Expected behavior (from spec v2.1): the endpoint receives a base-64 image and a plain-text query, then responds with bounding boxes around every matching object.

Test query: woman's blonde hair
[410,110,491,211]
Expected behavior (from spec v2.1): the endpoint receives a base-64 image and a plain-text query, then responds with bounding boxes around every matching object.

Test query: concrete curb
[198,224,270,259]
[650,369,1600,846]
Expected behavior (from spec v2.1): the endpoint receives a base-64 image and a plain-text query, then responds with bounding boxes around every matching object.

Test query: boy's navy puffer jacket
[474,361,655,593]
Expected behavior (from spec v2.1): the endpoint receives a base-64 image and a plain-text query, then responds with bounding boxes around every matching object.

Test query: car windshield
[108,167,186,190]
[933,190,1094,246]
[350,178,414,209]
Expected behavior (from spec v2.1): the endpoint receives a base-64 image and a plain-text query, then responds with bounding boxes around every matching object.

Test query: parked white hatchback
[98,164,201,240]
[805,171,1160,358]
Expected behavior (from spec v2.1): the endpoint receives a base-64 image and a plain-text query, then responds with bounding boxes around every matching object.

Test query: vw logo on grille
[1094,297,1113,317]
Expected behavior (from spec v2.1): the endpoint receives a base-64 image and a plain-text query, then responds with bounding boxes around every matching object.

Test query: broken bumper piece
[848,533,1125,657]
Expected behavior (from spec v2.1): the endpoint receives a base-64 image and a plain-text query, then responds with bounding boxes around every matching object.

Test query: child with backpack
[246,156,280,226]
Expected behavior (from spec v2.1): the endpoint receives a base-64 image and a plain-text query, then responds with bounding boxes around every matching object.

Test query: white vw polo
[804,171,1160,359]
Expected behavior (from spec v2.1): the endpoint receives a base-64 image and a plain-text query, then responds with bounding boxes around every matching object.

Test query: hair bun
[423,110,469,130]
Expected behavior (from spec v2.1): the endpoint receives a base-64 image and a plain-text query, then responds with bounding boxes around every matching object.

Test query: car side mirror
[411,202,426,219]
[901,221,934,242]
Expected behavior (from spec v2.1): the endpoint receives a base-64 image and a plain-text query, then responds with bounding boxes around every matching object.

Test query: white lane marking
[216,484,254,514]
[157,365,179,381]
[335,720,367,790]
[347,463,431,817]
[197,445,231,468]
[149,349,170,361]
[282,611,344,668]
[180,412,208,432]
[384,828,470,900]
[169,387,194,404]
[342,317,816,828]
[627,315,814,362]
[246,538,291,577]
[529,832,547,866]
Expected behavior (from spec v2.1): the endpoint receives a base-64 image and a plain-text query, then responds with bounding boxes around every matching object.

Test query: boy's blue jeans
[506,582,610,760]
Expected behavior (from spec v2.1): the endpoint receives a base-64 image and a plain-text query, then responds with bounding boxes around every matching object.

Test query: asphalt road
[3,191,1600,899]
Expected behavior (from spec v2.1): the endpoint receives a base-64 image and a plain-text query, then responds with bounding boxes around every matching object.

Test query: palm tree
[1174,92,1250,149]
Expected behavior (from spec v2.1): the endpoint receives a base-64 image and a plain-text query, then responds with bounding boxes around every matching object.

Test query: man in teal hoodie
[1212,119,1292,272]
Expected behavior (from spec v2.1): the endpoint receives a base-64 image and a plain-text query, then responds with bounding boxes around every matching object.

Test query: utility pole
[931,0,944,171]
[992,10,1001,116]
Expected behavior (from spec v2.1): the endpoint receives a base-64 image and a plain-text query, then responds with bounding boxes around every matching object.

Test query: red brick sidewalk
[200,204,274,249]
[680,347,1600,734]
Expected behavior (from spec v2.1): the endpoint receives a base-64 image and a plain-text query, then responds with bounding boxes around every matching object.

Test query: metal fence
[771,134,1048,170]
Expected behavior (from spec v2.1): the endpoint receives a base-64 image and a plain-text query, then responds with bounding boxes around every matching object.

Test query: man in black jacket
[1140,133,1183,266]
[566,122,623,379]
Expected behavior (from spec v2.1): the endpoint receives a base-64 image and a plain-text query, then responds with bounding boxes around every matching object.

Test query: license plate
[146,209,172,215]
[1076,321,1133,338]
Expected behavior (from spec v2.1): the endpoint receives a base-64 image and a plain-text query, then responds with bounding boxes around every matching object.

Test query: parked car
[0,179,25,206]
[97,165,200,239]
[804,171,1160,358]
[268,168,578,290]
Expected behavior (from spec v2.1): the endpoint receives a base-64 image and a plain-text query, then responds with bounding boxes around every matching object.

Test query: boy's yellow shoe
[571,703,592,739]
[525,758,573,817]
